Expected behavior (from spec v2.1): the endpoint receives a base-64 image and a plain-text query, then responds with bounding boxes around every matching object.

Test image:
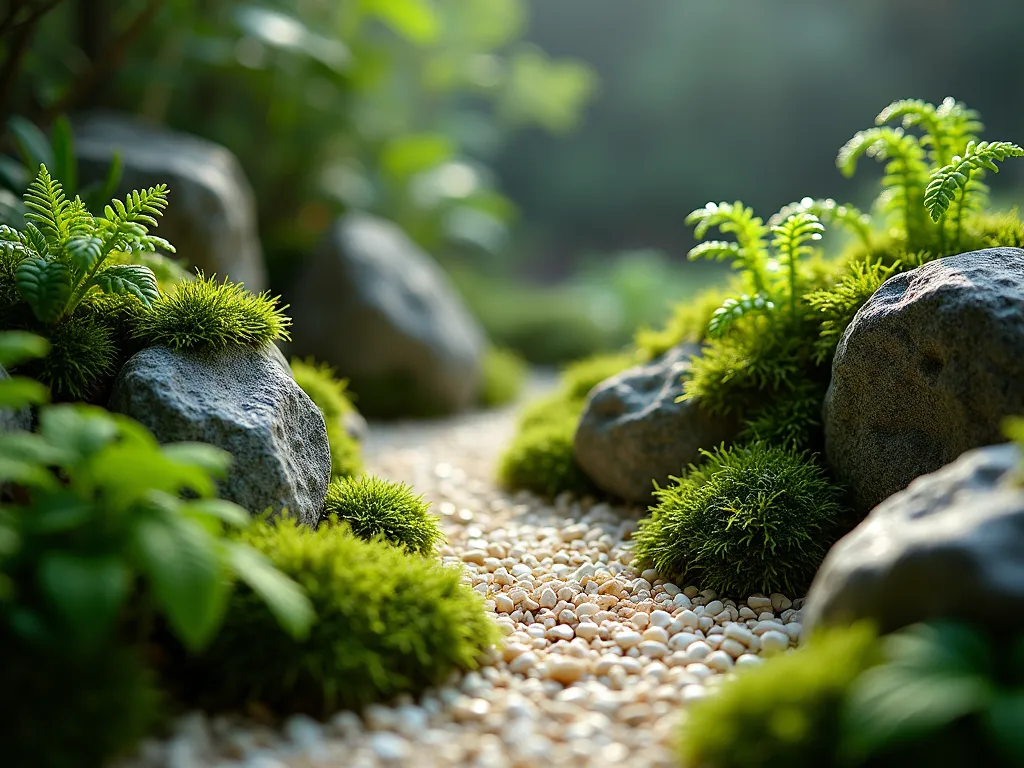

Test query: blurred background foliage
[5,0,1024,364]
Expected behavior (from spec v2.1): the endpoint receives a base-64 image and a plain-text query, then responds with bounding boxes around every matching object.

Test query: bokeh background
[6,0,1024,367]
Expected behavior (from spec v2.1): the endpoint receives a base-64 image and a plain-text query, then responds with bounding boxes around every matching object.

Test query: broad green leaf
[0,375,49,408]
[132,509,228,651]
[66,235,103,278]
[92,264,160,306]
[21,493,94,534]
[50,116,76,194]
[0,330,50,368]
[7,117,54,175]
[15,257,71,323]
[362,0,439,44]
[380,134,453,180]
[183,498,251,529]
[161,442,233,480]
[226,541,314,640]
[39,405,120,461]
[37,553,130,649]
[91,445,216,503]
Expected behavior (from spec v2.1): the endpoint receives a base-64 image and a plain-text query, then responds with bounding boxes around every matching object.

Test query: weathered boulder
[573,344,740,503]
[0,364,31,433]
[824,247,1024,515]
[288,213,485,417]
[109,345,330,527]
[804,443,1024,636]
[74,111,267,291]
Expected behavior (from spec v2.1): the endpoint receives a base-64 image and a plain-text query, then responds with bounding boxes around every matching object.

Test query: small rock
[546,657,587,685]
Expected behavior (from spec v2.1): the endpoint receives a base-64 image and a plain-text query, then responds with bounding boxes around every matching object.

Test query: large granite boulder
[803,443,1024,636]
[288,213,485,417]
[824,248,1024,515]
[573,344,740,503]
[109,345,330,527]
[74,111,267,291]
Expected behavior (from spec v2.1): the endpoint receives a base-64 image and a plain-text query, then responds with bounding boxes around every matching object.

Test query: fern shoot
[876,97,982,167]
[770,197,871,249]
[771,211,824,325]
[924,140,1024,252]
[0,165,170,324]
[685,201,771,295]
[706,294,774,338]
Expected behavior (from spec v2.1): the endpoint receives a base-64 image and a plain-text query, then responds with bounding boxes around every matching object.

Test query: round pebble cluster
[121,398,804,768]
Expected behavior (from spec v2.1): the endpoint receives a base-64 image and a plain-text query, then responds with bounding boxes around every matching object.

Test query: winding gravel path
[126,377,804,768]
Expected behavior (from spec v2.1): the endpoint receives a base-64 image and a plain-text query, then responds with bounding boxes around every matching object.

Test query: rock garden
[2,4,1024,768]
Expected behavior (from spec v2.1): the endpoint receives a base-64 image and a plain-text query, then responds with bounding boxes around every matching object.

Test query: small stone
[539,588,558,608]
[684,641,711,662]
[548,624,575,642]
[370,732,410,762]
[639,641,669,659]
[546,657,587,685]
[760,630,790,657]
[493,593,514,613]
[615,631,643,649]
[642,626,669,644]
[704,600,725,617]
[706,650,734,672]
[724,624,754,647]
[575,621,600,641]
[508,652,539,674]
[771,593,793,613]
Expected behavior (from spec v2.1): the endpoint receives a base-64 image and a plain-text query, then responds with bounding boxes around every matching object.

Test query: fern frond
[100,185,170,256]
[771,212,824,323]
[687,240,742,262]
[685,201,770,294]
[934,97,983,164]
[707,294,774,338]
[925,140,1024,222]
[23,164,72,251]
[771,197,871,248]
[876,97,982,167]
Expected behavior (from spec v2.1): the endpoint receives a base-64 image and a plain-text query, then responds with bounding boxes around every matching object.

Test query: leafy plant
[166,518,500,716]
[0,403,313,655]
[677,622,880,768]
[291,356,363,479]
[0,164,167,326]
[324,475,443,556]
[633,442,843,596]
[132,272,291,352]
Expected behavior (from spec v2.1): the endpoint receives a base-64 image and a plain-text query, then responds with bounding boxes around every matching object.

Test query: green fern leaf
[707,294,774,338]
[771,212,824,321]
[100,185,170,256]
[22,223,49,259]
[685,201,770,294]
[66,235,104,278]
[15,257,72,323]
[0,224,33,264]
[687,240,742,262]
[925,140,1024,222]
[92,264,160,306]
[23,164,71,251]
[771,197,871,247]
[875,98,982,166]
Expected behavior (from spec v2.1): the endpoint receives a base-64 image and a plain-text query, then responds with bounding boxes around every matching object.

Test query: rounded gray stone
[573,344,739,503]
[288,212,484,417]
[804,443,1024,636]
[824,247,1024,515]
[74,111,267,291]
[109,345,330,527]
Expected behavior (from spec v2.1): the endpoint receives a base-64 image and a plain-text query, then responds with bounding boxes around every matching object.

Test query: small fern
[770,197,872,249]
[0,165,171,325]
[771,211,824,324]
[876,97,982,167]
[707,294,774,338]
[924,140,1024,252]
[685,202,771,295]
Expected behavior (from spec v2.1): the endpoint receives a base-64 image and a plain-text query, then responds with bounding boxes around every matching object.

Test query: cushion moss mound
[677,623,879,768]
[292,356,363,479]
[478,345,528,408]
[634,442,844,596]
[325,474,443,555]
[169,520,499,716]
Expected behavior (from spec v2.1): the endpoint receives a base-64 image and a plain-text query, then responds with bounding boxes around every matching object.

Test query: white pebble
[760,630,790,657]
[706,650,734,672]
[615,631,643,649]
[638,641,669,659]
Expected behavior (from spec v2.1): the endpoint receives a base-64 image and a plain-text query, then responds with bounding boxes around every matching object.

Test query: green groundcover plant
[292,356,363,479]
[678,621,1024,768]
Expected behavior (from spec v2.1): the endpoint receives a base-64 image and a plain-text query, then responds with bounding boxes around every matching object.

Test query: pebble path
[124,380,804,768]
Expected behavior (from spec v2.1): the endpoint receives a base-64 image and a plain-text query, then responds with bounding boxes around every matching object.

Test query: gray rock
[573,344,740,503]
[109,345,330,527]
[804,443,1024,636]
[0,364,31,433]
[288,213,485,417]
[74,111,267,291]
[824,247,1024,515]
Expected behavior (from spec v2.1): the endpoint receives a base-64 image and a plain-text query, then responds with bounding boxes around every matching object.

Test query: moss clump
[560,350,637,400]
[2,635,162,768]
[677,623,880,768]
[169,520,499,715]
[634,284,734,361]
[478,346,528,408]
[634,442,844,596]
[30,311,117,401]
[131,273,291,352]
[324,475,443,555]
[291,356,363,479]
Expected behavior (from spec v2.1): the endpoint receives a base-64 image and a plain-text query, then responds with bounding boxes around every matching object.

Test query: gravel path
[126,377,805,768]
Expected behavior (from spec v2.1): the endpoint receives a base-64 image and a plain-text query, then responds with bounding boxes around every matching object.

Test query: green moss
[131,272,291,352]
[292,356,363,479]
[737,380,828,453]
[964,208,1024,250]
[677,623,880,768]
[634,442,844,597]
[634,284,734,361]
[29,311,117,401]
[2,634,162,768]
[168,520,499,715]
[324,475,443,555]
[478,346,528,408]
[559,350,637,401]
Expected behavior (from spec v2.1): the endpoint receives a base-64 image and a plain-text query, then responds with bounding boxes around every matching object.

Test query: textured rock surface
[574,344,739,503]
[109,345,330,527]
[74,111,267,291]
[824,247,1024,514]
[804,443,1024,636]
[0,364,31,433]
[288,213,485,417]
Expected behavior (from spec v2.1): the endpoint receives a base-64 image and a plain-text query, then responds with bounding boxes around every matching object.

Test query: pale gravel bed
[123,377,804,768]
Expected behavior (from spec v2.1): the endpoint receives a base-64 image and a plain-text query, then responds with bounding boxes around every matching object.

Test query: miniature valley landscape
[2,3,1024,768]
